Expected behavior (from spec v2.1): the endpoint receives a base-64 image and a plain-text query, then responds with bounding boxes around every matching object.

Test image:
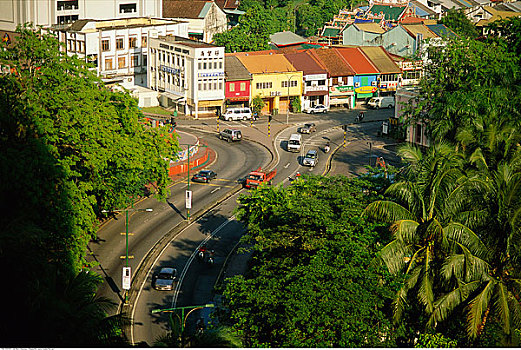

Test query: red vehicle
[244,167,277,189]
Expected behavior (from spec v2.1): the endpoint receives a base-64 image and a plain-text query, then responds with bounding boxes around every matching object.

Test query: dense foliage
[214,0,362,52]
[218,175,402,347]
[439,9,479,38]
[0,25,178,345]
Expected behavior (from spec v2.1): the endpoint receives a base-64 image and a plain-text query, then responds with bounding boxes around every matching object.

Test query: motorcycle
[355,112,365,123]
[197,245,207,261]
[324,143,330,153]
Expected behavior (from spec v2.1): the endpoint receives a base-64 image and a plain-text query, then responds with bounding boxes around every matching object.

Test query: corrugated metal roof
[283,51,328,75]
[355,22,386,34]
[270,31,308,47]
[322,27,341,37]
[307,48,356,76]
[334,47,379,75]
[225,56,251,81]
[236,53,297,74]
[402,24,438,38]
[426,24,459,38]
[358,46,401,74]
[368,5,407,21]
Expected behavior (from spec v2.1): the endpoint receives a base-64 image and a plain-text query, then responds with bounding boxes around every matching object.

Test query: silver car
[303,149,318,167]
[153,267,177,291]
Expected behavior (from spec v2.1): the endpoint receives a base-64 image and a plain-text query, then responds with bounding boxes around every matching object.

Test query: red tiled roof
[163,0,208,19]
[334,47,379,75]
[307,48,355,77]
[283,51,327,75]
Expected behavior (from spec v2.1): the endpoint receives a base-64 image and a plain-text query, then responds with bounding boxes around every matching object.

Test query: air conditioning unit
[371,81,377,86]
[354,82,360,87]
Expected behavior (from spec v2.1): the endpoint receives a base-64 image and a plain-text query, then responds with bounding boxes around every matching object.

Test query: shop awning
[305,90,328,96]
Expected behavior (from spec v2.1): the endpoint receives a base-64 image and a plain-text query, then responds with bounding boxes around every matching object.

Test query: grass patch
[141,106,172,116]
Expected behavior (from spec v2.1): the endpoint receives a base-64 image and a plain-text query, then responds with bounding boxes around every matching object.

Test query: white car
[305,105,328,114]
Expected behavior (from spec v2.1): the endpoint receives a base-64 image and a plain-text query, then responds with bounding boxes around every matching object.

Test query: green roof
[369,5,407,21]
[323,27,341,37]
[301,43,323,49]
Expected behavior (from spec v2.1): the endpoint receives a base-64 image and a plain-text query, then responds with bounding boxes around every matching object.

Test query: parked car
[298,123,316,134]
[367,96,395,109]
[192,170,217,183]
[219,128,242,142]
[153,267,177,291]
[303,149,319,167]
[304,104,328,114]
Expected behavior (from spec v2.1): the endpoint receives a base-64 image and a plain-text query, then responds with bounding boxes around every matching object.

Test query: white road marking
[210,187,220,194]
[284,162,290,169]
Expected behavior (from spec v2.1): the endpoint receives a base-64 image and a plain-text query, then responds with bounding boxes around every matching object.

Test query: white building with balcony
[51,17,188,90]
[0,0,162,32]
[149,35,225,118]
[283,51,329,111]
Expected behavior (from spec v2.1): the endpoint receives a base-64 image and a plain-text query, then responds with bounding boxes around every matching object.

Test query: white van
[288,133,302,153]
[368,96,395,109]
[222,107,253,121]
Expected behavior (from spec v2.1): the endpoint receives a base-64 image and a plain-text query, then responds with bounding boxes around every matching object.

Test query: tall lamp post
[152,303,215,340]
[285,73,300,125]
[102,205,153,303]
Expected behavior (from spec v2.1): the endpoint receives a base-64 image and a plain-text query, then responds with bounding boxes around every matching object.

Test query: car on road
[192,170,217,183]
[298,123,317,134]
[153,267,177,291]
[303,149,319,167]
[219,128,242,142]
[304,104,328,114]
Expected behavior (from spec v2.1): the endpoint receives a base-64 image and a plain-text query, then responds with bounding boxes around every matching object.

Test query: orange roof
[235,53,297,74]
[334,47,379,75]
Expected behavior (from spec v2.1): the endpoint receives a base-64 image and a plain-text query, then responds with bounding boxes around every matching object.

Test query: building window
[198,82,202,90]
[101,39,110,51]
[105,58,113,70]
[240,82,246,91]
[120,3,137,13]
[116,38,124,50]
[219,61,222,69]
[281,80,297,88]
[129,37,137,48]
[118,57,126,69]
[57,14,78,24]
[229,83,235,92]
[78,41,84,53]
[131,55,139,67]
[57,0,78,11]
[203,61,207,69]
[142,55,147,67]
[213,81,217,90]
[219,81,223,90]
[256,82,272,89]
[141,36,147,48]
[198,62,202,70]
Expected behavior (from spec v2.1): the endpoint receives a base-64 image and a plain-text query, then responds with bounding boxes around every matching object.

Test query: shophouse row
[148,35,423,118]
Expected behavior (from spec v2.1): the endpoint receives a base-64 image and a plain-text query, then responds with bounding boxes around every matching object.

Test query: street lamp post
[285,73,300,125]
[102,205,153,303]
[152,303,215,337]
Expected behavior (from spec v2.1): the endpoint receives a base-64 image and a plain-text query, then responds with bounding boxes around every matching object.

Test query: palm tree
[430,149,521,340]
[364,142,485,323]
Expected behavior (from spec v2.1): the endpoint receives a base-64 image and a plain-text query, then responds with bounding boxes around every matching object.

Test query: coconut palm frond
[385,181,423,215]
[452,209,489,230]
[392,219,420,244]
[393,284,409,323]
[418,248,435,313]
[444,222,488,259]
[428,280,482,328]
[495,282,511,336]
[508,291,521,332]
[466,279,496,339]
[364,200,414,223]
[380,239,411,274]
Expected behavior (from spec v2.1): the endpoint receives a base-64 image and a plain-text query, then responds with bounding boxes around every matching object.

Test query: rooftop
[157,35,219,48]
[235,53,297,74]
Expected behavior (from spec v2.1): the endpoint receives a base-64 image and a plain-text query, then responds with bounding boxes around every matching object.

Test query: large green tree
[439,9,479,38]
[0,24,178,345]
[218,175,402,347]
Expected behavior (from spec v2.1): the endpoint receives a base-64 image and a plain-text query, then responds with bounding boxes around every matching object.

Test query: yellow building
[235,53,302,115]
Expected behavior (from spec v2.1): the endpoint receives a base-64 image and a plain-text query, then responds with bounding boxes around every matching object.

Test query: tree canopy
[218,175,403,347]
[0,24,178,345]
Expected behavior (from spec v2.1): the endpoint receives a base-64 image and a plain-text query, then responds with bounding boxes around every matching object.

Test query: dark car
[192,170,217,183]
[153,267,177,291]
[298,123,317,134]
